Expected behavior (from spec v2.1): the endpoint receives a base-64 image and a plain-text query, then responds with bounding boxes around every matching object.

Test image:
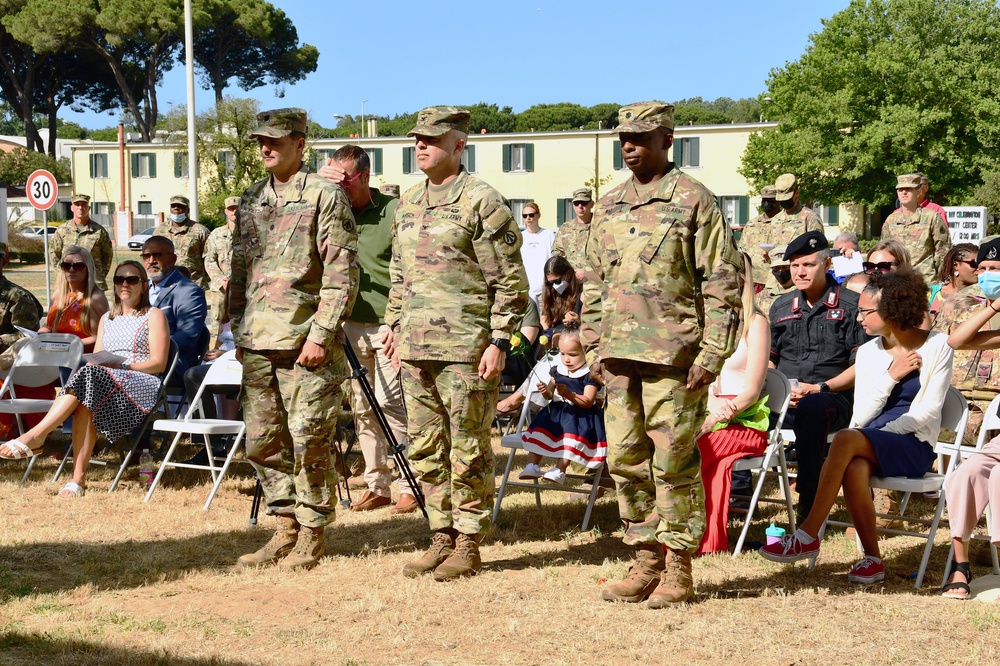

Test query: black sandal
[941,561,972,599]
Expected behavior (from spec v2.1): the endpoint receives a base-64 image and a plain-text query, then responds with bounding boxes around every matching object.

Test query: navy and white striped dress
[61,311,162,443]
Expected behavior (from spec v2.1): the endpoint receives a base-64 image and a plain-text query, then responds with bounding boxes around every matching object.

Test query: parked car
[20,226,59,239]
[127,227,157,250]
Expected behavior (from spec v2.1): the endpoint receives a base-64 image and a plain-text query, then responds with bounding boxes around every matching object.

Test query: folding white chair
[492,364,611,531]
[0,334,84,481]
[942,392,1000,580]
[820,386,969,588]
[731,368,795,556]
[145,350,245,510]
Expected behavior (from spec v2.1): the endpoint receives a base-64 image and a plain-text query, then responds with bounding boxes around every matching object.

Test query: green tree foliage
[515,103,591,132]
[467,103,517,134]
[191,0,319,105]
[0,146,71,184]
[739,0,1000,206]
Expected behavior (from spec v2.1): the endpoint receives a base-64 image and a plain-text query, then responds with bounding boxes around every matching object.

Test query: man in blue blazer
[141,236,208,384]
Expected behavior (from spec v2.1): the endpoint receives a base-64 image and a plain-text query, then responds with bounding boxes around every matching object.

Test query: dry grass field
[3,262,1000,665]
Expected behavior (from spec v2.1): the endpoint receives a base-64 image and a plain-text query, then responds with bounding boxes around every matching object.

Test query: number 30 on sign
[26,169,58,211]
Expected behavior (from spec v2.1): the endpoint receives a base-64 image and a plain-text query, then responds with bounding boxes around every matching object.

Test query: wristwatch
[490,338,511,353]
[818,382,830,393]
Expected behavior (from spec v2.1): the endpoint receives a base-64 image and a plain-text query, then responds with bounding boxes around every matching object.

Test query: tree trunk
[46,93,58,157]
[91,38,152,142]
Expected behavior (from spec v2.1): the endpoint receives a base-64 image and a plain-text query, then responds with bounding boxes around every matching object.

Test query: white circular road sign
[26,169,58,210]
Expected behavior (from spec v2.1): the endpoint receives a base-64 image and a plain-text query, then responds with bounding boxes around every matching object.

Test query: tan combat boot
[237,515,299,568]
[432,533,482,581]
[647,548,694,608]
[601,543,665,603]
[401,529,456,578]
[278,525,326,571]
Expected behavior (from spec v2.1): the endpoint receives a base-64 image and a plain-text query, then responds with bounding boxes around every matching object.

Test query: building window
[174,153,189,178]
[137,201,153,215]
[718,195,749,227]
[365,148,383,175]
[509,198,533,228]
[816,204,839,226]
[674,137,700,168]
[461,145,476,173]
[502,143,534,173]
[218,150,235,177]
[402,147,420,174]
[311,148,335,172]
[131,152,156,178]
[556,198,574,226]
[89,153,108,179]
[613,140,625,170]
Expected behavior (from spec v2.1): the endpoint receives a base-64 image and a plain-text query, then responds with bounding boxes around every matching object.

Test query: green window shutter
[402,147,411,173]
[88,154,94,178]
[690,138,700,167]
[739,195,749,225]
[466,145,476,173]
[373,148,383,174]
[827,205,839,226]
[557,199,567,226]
[502,144,511,172]
[525,143,534,172]
[131,153,139,177]
[148,154,156,178]
[613,140,623,170]
[174,154,181,178]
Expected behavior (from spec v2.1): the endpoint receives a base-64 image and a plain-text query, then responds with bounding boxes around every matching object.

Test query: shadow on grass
[0,630,262,666]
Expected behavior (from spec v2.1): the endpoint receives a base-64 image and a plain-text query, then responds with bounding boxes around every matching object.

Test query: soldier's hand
[317,160,348,184]
[686,365,716,391]
[383,327,399,368]
[479,344,505,381]
[589,361,605,386]
[297,341,326,368]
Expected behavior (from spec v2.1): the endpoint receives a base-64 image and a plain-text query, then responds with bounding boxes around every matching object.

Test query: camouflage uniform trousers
[400,359,498,535]
[603,358,707,552]
[242,348,345,528]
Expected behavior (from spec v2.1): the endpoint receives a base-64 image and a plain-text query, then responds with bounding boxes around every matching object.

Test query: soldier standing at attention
[582,102,742,607]
[230,108,359,571]
[880,173,951,285]
[385,107,528,581]
[203,196,238,334]
[737,185,782,290]
[154,195,211,289]
[50,194,113,290]
[551,187,595,280]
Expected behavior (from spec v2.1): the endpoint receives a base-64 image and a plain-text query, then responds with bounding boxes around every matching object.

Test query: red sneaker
[758,533,820,563]
[847,556,885,584]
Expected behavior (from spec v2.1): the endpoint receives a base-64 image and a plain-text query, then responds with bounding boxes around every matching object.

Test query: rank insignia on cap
[809,238,817,248]
[990,247,998,260]
[625,111,633,119]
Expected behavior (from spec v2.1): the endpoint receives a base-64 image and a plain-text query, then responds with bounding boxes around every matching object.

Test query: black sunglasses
[113,275,142,285]
[862,261,898,274]
[140,252,164,261]
[955,258,979,269]
[60,261,86,272]
[522,213,538,219]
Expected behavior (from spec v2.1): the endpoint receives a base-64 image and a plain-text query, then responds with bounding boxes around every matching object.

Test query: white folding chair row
[0,334,84,481]
[731,369,795,556]
[145,349,246,510]
[819,386,969,588]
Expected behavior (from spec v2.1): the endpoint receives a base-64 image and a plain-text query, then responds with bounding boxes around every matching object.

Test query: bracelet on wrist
[990,301,1000,313]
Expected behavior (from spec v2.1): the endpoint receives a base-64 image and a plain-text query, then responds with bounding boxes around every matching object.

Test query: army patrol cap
[250,107,308,139]
[760,185,777,200]
[613,101,675,134]
[784,230,829,260]
[224,196,240,208]
[169,195,190,208]
[571,188,593,203]
[70,193,91,204]
[770,245,791,267]
[977,236,1000,264]
[407,106,471,137]
[774,174,799,202]
[380,184,400,198]
[896,173,922,190]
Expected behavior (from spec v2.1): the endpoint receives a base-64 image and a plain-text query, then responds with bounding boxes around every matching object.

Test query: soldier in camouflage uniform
[230,108,359,571]
[582,102,742,607]
[737,185,782,287]
[50,194,113,290]
[0,241,44,354]
[551,187,594,280]
[203,196,237,335]
[385,107,528,581]
[880,173,952,285]
[755,244,795,319]
[154,195,211,289]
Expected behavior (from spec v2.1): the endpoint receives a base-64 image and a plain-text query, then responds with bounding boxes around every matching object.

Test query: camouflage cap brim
[249,126,294,139]
[406,124,451,138]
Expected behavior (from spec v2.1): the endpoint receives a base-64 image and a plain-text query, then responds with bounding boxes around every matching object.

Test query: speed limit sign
[26,169,58,210]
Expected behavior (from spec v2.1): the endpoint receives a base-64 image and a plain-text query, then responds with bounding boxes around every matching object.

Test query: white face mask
[551,280,569,295]
[169,213,186,223]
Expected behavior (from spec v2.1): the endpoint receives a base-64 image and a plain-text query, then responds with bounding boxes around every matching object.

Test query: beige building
[69,122,853,245]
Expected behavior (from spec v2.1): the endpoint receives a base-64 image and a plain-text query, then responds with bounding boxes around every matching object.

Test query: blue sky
[66,0,853,129]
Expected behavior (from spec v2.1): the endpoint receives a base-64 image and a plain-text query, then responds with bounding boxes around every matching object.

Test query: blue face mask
[979,273,1000,300]
[169,213,186,223]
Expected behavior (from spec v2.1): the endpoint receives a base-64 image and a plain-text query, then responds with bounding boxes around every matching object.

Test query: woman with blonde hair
[39,245,109,352]
[864,239,912,276]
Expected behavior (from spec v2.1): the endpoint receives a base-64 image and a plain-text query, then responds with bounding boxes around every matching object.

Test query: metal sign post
[25,169,58,310]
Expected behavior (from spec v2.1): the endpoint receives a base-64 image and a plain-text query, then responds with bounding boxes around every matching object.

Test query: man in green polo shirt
[318,145,417,515]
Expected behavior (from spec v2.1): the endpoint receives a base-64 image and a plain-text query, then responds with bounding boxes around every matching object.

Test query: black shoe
[180,448,226,466]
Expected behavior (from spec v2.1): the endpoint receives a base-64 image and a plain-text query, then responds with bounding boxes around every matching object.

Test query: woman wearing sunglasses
[0,261,169,498]
[929,243,979,321]
[38,246,109,352]
[863,239,912,276]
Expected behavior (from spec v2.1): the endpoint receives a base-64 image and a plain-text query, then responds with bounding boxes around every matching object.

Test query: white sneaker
[543,468,567,485]
[519,463,543,480]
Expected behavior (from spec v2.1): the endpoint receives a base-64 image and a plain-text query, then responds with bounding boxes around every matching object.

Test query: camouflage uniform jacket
[385,167,529,363]
[203,224,233,294]
[880,206,952,284]
[49,219,113,287]
[580,166,743,375]
[0,275,43,353]
[931,283,1000,399]
[551,218,592,273]
[756,282,794,322]
[739,207,824,285]
[153,219,212,288]
[230,165,359,352]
